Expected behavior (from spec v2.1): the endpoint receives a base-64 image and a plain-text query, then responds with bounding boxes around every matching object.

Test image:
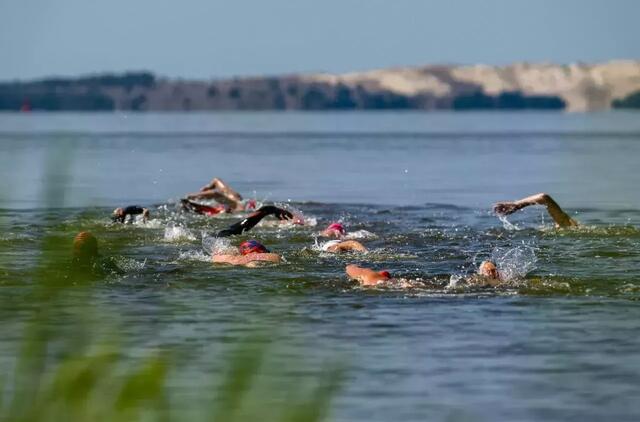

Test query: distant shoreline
[2,61,640,112]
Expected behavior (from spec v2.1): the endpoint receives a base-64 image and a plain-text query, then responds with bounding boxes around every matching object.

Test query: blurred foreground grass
[0,140,344,422]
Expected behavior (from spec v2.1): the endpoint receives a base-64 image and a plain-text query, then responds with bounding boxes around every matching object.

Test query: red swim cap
[203,204,227,216]
[378,270,391,279]
[245,199,257,210]
[238,240,269,255]
[326,222,346,235]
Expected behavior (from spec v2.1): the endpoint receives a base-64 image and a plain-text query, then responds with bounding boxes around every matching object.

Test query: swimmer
[493,192,578,228]
[347,261,502,288]
[472,260,502,287]
[186,177,249,212]
[345,264,392,286]
[322,240,367,253]
[212,239,281,267]
[181,198,229,216]
[71,231,123,275]
[321,222,346,238]
[73,231,99,265]
[215,205,293,237]
[112,206,150,223]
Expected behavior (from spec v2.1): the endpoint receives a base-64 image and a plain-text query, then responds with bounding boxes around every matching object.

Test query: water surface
[1,112,640,421]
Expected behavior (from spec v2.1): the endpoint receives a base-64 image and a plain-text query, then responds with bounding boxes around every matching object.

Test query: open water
[1,112,640,421]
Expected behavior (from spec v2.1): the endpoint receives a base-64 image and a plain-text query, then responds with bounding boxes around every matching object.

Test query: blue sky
[1,0,639,80]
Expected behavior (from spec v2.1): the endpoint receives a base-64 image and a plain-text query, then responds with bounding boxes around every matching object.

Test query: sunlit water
[1,112,640,421]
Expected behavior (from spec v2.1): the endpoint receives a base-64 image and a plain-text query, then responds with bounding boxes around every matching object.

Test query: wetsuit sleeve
[215,206,293,237]
[123,206,144,216]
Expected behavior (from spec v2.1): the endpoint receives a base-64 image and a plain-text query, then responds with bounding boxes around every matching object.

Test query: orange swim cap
[73,231,98,261]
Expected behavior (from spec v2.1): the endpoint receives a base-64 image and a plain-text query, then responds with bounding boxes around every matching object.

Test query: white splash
[164,223,196,242]
[113,257,146,272]
[345,229,376,240]
[134,218,163,228]
[202,234,235,255]
[177,250,211,262]
[497,214,519,231]
[447,274,463,289]
[491,244,537,281]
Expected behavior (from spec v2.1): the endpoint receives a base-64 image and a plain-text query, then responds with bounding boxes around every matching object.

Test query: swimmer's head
[245,199,257,210]
[378,270,391,279]
[323,222,345,237]
[478,260,500,280]
[238,240,269,255]
[73,231,98,262]
[112,207,124,220]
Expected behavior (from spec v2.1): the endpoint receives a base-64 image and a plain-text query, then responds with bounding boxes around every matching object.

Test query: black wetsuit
[113,205,146,223]
[215,206,293,237]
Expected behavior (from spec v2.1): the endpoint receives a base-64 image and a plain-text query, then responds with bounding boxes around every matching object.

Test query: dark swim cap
[238,240,269,255]
[326,222,346,235]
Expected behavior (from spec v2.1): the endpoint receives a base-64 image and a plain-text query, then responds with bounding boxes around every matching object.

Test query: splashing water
[164,223,196,242]
[276,203,317,226]
[202,234,235,255]
[345,229,377,240]
[176,249,211,262]
[447,274,463,289]
[497,214,519,231]
[134,218,164,229]
[112,256,147,272]
[491,244,538,281]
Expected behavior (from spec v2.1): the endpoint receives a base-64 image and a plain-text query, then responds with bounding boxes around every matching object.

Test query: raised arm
[216,206,293,237]
[185,189,238,207]
[493,193,578,228]
[200,178,243,201]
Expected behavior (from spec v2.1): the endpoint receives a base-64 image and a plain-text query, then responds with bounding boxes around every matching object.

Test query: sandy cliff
[2,61,639,111]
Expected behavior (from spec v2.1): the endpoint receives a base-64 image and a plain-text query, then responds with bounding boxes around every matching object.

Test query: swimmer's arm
[200,178,243,201]
[327,240,367,253]
[345,264,385,286]
[213,253,281,266]
[212,254,245,266]
[493,193,577,228]
[216,206,293,237]
[186,189,233,204]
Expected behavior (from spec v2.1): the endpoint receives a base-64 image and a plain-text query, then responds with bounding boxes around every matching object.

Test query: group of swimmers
[74,177,581,287]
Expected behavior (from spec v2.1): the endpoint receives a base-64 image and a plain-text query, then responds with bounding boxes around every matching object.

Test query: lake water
[1,112,640,421]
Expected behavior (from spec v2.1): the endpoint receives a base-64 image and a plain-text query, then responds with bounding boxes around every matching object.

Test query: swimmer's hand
[257,205,293,221]
[493,202,521,216]
[215,205,293,238]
